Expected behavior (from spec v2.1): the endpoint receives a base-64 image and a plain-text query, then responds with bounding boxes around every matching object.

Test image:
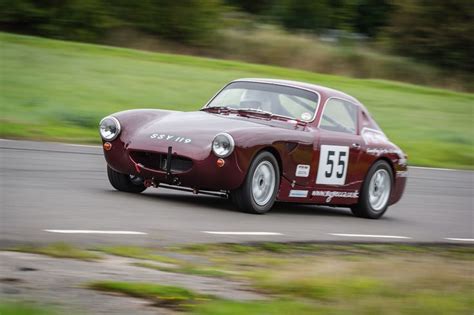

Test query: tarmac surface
[1,139,473,246]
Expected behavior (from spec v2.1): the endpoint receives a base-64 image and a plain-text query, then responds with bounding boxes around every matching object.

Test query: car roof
[232,78,361,105]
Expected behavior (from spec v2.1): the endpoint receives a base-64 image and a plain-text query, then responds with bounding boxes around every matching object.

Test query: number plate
[316,145,349,185]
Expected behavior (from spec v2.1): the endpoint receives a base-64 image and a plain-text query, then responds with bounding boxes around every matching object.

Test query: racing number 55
[325,150,346,178]
[316,145,349,185]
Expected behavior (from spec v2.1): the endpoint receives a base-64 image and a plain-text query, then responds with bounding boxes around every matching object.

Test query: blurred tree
[0,0,109,41]
[225,0,275,14]
[386,0,474,71]
[353,0,392,37]
[0,0,223,45]
[226,0,392,37]
[272,0,331,32]
[101,0,223,45]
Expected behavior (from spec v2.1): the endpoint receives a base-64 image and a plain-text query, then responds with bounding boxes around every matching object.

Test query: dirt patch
[0,251,264,315]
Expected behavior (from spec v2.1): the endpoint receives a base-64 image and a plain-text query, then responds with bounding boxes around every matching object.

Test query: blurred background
[2,0,473,88]
[1,2,473,315]
[1,0,473,169]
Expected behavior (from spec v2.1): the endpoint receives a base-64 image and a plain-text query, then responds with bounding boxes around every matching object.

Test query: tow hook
[144,178,159,188]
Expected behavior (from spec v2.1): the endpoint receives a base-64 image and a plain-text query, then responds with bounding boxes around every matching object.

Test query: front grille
[130,151,193,173]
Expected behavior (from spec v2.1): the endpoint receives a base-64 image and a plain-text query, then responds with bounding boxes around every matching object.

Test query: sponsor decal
[289,190,308,198]
[366,148,401,156]
[295,164,310,177]
[366,148,390,156]
[366,148,407,166]
[361,128,387,145]
[150,133,192,144]
[316,145,349,185]
[312,190,359,203]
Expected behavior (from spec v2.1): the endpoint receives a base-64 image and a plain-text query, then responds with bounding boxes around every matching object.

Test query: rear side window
[319,98,358,134]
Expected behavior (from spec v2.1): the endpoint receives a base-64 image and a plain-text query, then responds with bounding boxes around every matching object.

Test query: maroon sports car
[99,78,407,218]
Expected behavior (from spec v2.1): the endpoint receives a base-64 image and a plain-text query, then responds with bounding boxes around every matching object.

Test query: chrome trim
[99,116,121,141]
[212,132,235,158]
[203,79,322,124]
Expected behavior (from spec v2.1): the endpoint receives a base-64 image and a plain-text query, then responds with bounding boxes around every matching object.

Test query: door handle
[352,143,361,149]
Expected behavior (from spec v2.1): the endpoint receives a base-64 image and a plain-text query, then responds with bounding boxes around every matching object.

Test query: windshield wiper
[201,106,235,113]
[237,108,300,122]
[238,108,272,114]
[237,107,274,117]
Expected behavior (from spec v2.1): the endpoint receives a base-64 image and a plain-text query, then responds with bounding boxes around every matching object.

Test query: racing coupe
[99,78,407,219]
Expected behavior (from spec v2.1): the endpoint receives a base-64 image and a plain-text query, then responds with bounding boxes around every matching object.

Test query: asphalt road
[1,139,472,246]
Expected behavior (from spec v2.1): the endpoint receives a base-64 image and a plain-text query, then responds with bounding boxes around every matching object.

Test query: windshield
[206,82,319,122]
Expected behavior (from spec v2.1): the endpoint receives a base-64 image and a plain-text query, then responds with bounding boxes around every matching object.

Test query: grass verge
[88,243,473,314]
[88,281,211,310]
[1,32,473,169]
[174,243,474,314]
[133,262,233,279]
[10,243,101,261]
[0,302,57,315]
[97,245,178,264]
[191,300,319,315]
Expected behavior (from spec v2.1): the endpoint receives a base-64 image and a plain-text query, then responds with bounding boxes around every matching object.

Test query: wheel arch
[357,157,396,200]
[374,157,396,183]
[257,146,283,175]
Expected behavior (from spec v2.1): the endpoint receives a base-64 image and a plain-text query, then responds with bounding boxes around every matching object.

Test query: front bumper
[102,139,246,191]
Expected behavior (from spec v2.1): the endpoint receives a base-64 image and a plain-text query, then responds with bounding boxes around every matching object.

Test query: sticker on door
[316,145,349,185]
[295,164,310,177]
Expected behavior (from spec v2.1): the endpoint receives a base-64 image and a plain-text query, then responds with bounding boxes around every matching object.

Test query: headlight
[99,116,121,141]
[212,133,235,158]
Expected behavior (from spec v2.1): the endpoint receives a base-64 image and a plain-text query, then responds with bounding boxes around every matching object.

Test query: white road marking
[44,229,147,235]
[444,238,474,242]
[409,166,470,172]
[329,233,411,239]
[63,143,101,149]
[202,231,283,236]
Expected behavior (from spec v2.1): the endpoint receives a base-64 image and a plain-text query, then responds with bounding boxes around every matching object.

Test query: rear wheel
[351,160,393,219]
[107,165,146,193]
[232,151,280,214]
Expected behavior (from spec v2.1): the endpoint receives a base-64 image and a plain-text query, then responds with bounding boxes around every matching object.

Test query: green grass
[191,300,320,315]
[88,243,473,314]
[96,245,178,264]
[1,32,473,169]
[10,243,101,261]
[88,281,211,310]
[0,302,57,315]
[176,243,474,315]
[134,262,234,278]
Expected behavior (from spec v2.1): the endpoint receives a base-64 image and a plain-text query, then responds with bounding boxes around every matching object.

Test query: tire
[351,160,393,219]
[232,151,280,214]
[107,165,146,193]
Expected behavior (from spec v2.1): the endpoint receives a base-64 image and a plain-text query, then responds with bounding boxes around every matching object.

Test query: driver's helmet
[240,89,273,112]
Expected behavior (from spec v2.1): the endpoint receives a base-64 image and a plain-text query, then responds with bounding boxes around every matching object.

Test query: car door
[313,98,363,202]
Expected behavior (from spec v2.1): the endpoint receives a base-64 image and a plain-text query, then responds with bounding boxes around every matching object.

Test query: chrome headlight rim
[99,116,121,141]
[212,132,235,158]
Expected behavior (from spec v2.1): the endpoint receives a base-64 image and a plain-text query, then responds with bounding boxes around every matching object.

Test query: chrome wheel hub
[251,161,276,206]
[368,169,391,211]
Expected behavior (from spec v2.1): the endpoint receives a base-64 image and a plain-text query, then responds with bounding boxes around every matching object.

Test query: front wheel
[232,151,280,214]
[107,166,146,193]
[351,160,393,219]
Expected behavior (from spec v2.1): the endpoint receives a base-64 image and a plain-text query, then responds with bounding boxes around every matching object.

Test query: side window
[319,99,358,134]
